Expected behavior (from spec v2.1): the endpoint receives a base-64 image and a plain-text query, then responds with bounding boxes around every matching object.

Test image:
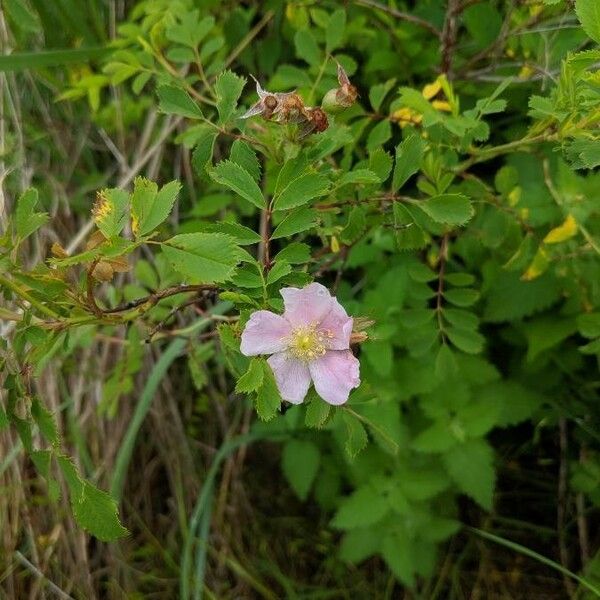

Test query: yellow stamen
[288,324,329,362]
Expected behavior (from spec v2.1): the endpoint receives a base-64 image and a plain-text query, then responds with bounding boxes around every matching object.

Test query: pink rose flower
[240,283,360,405]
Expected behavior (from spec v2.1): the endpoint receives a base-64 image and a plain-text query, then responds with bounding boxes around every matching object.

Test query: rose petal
[309,350,360,406]
[240,311,291,356]
[319,300,353,350]
[281,282,334,327]
[268,352,311,404]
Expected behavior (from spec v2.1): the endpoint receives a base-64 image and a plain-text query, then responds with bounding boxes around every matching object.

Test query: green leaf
[413,421,457,453]
[157,84,203,119]
[367,120,392,152]
[294,29,321,66]
[459,401,500,437]
[274,242,311,264]
[340,206,367,244]
[382,531,415,588]
[576,0,600,44]
[210,160,266,209]
[463,3,502,47]
[273,173,329,211]
[275,156,308,197]
[271,208,317,239]
[31,398,59,446]
[369,78,396,112]
[230,140,261,181]
[393,204,427,250]
[326,9,346,52]
[205,221,262,245]
[392,135,424,192]
[444,288,479,307]
[282,440,320,501]
[255,363,282,421]
[481,381,543,427]
[435,344,458,379]
[92,188,129,238]
[578,313,600,338]
[446,327,485,354]
[4,0,40,33]
[16,188,48,241]
[443,308,479,330]
[580,338,600,355]
[337,169,380,187]
[340,528,381,563]
[165,12,214,48]
[415,194,474,225]
[332,484,390,529]
[235,358,264,393]
[162,233,240,283]
[343,412,368,457]
[444,439,495,510]
[266,261,291,286]
[214,70,246,123]
[131,178,181,237]
[192,129,218,178]
[369,148,393,182]
[305,399,331,428]
[445,273,475,286]
[57,456,128,541]
[523,317,577,362]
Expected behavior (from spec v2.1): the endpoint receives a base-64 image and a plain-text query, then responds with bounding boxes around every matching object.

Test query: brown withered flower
[240,75,299,121]
[298,107,329,138]
[241,74,331,137]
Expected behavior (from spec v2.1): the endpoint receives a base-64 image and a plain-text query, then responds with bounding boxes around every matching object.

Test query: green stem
[0,273,60,319]
[455,133,551,172]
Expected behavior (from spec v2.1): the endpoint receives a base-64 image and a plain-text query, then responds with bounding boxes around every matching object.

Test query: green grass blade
[0,47,111,72]
[110,303,230,502]
[110,337,186,502]
[181,431,284,600]
[467,526,600,597]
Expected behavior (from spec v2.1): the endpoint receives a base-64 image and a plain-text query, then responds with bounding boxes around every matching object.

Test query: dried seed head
[310,107,329,132]
[241,75,300,121]
[91,260,114,282]
[321,63,358,114]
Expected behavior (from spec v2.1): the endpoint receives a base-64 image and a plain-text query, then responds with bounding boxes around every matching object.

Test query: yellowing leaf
[331,236,340,253]
[391,107,422,128]
[521,246,549,281]
[422,80,442,100]
[543,214,578,244]
[508,186,521,207]
[431,100,452,112]
[518,64,535,80]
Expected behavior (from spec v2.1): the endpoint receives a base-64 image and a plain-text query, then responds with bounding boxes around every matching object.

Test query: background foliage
[1,0,600,598]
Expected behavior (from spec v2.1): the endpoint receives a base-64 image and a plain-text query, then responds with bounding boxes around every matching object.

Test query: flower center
[288,324,328,362]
